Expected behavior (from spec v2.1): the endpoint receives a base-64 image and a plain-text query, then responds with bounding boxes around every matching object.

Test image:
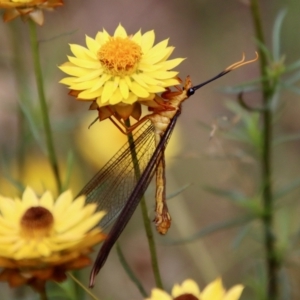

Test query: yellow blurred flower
[0,155,82,197]
[59,24,184,120]
[0,0,63,25]
[0,187,106,291]
[75,113,183,169]
[146,278,244,300]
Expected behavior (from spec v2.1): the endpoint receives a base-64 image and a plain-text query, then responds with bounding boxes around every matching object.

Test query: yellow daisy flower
[0,187,106,291]
[146,278,244,300]
[59,24,185,120]
[0,0,63,25]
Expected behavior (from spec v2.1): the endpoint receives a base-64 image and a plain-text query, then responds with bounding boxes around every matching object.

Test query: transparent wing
[89,112,180,284]
[77,120,156,229]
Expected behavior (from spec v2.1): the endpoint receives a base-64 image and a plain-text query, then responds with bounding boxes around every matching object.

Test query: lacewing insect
[77,53,258,287]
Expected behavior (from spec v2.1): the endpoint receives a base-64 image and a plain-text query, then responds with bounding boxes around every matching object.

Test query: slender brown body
[147,77,192,234]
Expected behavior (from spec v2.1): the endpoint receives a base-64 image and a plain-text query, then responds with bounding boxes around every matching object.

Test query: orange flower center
[174,294,199,300]
[20,206,54,238]
[11,0,33,3]
[97,37,142,76]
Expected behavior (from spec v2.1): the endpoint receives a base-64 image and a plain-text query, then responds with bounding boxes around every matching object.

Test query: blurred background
[1,0,300,299]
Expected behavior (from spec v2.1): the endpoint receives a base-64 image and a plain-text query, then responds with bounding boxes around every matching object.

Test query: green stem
[116,243,148,297]
[68,272,98,300]
[250,1,279,299]
[125,119,164,290]
[28,20,62,193]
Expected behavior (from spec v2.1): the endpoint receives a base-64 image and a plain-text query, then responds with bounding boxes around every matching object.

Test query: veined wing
[89,111,181,285]
[77,119,156,229]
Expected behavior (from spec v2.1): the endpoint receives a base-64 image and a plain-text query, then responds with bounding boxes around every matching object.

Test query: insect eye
[187,88,195,96]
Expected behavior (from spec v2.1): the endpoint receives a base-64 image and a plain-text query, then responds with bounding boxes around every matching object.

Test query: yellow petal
[73,69,103,83]
[0,219,16,234]
[201,278,224,300]
[122,92,138,104]
[172,279,201,298]
[70,78,100,90]
[95,30,110,45]
[39,191,54,210]
[109,88,123,105]
[0,235,19,243]
[67,56,101,69]
[59,63,91,77]
[132,73,160,86]
[0,197,15,219]
[181,279,201,296]
[131,73,149,88]
[55,212,84,233]
[147,39,169,55]
[156,58,186,70]
[53,190,73,217]
[160,78,180,87]
[23,187,39,207]
[138,62,162,72]
[114,24,127,38]
[89,73,111,92]
[223,285,244,300]
[85,35,101,55]
[119,78,129,99]
[144,48,172,65]
[79,87,103,100]
[57,211,105,237]
[141,30,155,53]
[147,71,178,80]
[132,29,142,45]
[146,288,172,300]
[70,44,97,60]
[124,75,132,87]
[101,80,117,103]
[146,85,166,93]
[130,81,150,98]
[37,240,51,256]
[160,46,175,61]
[59,77,77,86]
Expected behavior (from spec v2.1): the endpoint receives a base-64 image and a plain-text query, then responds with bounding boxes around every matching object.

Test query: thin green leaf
[272,9,287,60]
[116,243,148,297]
[285,58,300,73]
[274,177,300,201]
[0,157,24,194]
[225,101,262,152]
[279,268,292,300]
[67,272,97,300]
[231,223,252,249]
[54,277,78,300]
[40,29,78,44]
[197,120,212,131]
[273,133,300,146]
[204,186,263,215]
[18,99,46,153]
[255,38,273,61]
[165,215,255,245]
[284,85,300,95]
[221,77,263,94]
[245,263,267,300]
[203,186,246,202]
[62,151,75,192]
[166,183,192,200]
[284,70,300,86]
